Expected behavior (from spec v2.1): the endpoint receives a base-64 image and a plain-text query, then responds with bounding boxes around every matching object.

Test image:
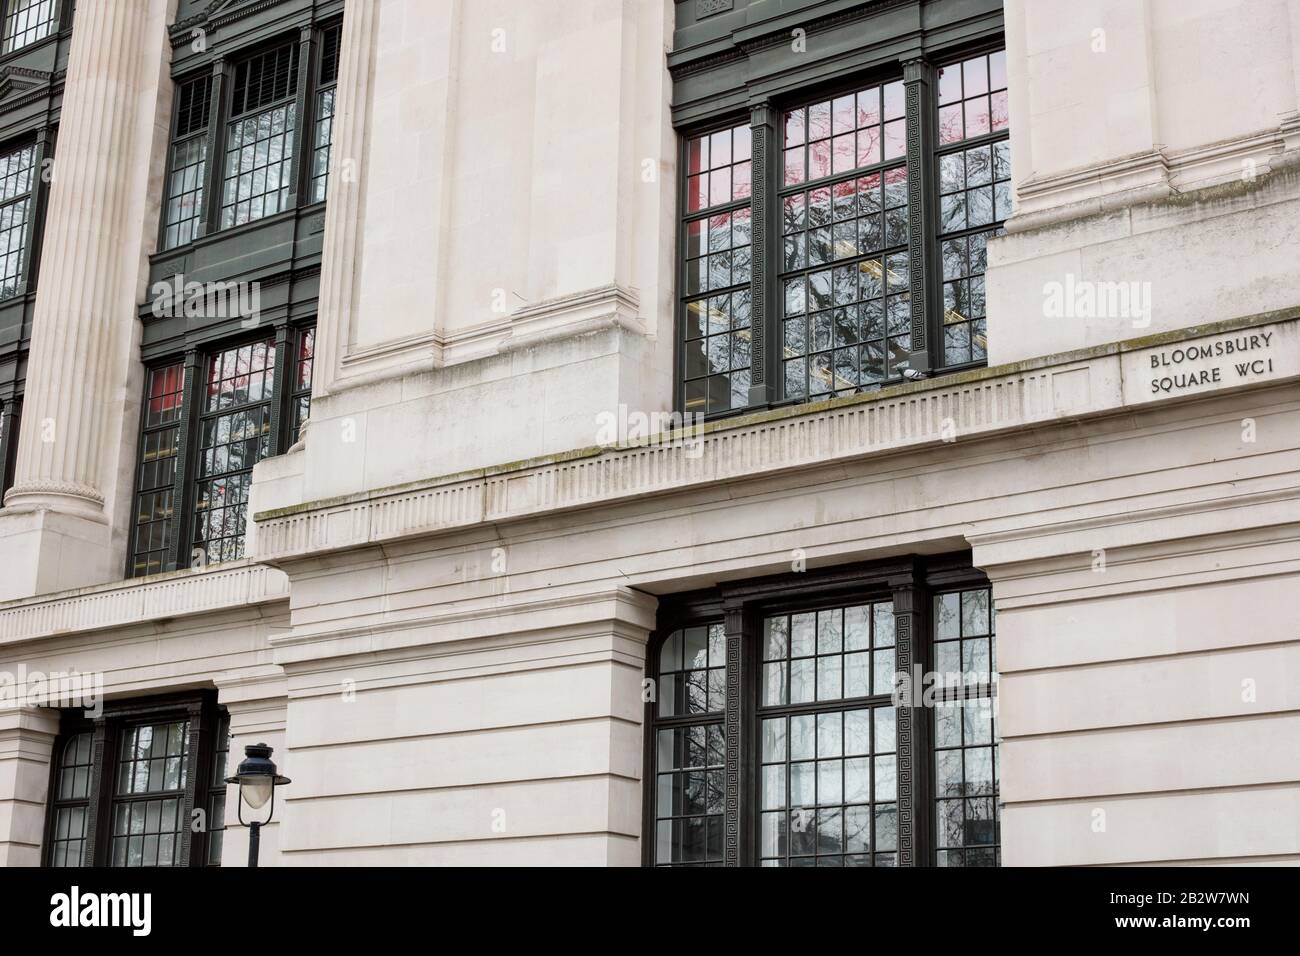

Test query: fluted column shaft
[6,0,168,513]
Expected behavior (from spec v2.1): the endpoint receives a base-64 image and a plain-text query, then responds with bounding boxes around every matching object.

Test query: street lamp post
[225,742,292,868]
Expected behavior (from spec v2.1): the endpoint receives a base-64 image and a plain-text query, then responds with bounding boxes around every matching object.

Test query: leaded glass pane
[2,0,55,54]
[935,50,1010,368]
[0,143,36,301]
[933,586,1000,866]
[780,80,910,400]
[681,123,753,415]
[193,339,277,565]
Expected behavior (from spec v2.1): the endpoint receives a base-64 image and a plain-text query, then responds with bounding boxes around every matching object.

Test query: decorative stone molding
[499,284,643,353]
[1009,122,1300,234]
[254,310,1300,564]
[697,0,734,17]
[169,0,295,46]
[1007,149,1172,232]
[0,561,288,649]
[3,480,105,507]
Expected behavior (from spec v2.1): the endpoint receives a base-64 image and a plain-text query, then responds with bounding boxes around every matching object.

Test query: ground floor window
[646,555,999,867]
[44,693,229,868]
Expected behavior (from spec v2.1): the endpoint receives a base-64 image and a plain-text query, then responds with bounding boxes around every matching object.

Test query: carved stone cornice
[0,561,288,648]
[169,0,298,47]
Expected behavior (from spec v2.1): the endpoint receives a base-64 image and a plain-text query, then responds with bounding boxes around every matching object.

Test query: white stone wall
[0,0,1298,868]
[991,0,1300,363]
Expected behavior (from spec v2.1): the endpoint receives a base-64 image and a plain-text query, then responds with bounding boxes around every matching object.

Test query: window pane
[0,143,36,300]
[653,724,725,865]
[2,0,56,54]
[759,600,897,867]
[932,586,1000,866]
[193,339,277,566]
[681,123,753,416]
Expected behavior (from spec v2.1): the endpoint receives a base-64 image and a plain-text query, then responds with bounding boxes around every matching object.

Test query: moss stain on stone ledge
[254,306,1300,524]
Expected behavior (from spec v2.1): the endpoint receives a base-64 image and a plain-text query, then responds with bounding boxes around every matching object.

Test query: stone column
[0,707,60,867]
[0,0,177,599]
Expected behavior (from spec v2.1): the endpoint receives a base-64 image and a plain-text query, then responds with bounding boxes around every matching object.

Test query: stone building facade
[0,0,1296,867]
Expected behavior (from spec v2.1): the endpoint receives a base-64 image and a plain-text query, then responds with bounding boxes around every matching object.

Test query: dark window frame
[126,319,317,578]
[160,72,213,251]
[309,19,342,204]
[932,46,1012,372]
[773,69,913,403]
[643,554,998,867]
[43,728,92,866]
[671,5,1007,421]
[0,0,60,55]
[42,691,227,868]
[676,115,755,417]
[157,16,341,251]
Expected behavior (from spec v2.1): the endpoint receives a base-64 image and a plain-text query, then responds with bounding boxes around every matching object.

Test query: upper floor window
[647,560,999,867]
[311,22,341,204]
[936,50,1010,367]
[0,141,36,301]
[129,323,315,577]
[44,695,229,867]
[780,80,911,400]
[159,18,341,250]
[161,74,212,250]
[2,0,56,53]
[675,38,1011,418]
[222,42,299,229]
[680,123,752,416]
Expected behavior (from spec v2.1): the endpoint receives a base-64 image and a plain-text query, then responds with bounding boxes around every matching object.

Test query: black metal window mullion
[201,712,231,865]
[198,57,229,240]
[285,26,314,209]
[903,56,939,375]
[748,102,778,409]
[169,350,202,572]
[83,718,112,866]
[268,323,291,457]
[887,563,929,866]
[17,126,50,296]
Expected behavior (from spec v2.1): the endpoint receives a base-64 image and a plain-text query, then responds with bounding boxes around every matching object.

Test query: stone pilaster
[0,707,60,867]
[311,0,380,398]
[0,0,177,599]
